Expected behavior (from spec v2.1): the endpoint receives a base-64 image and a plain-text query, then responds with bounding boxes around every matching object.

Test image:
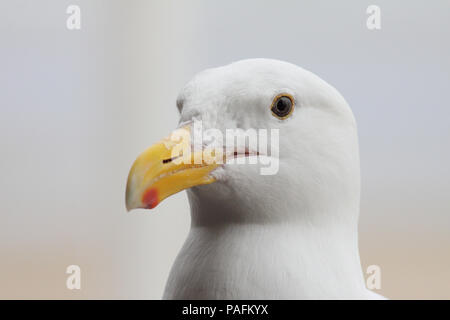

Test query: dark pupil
[273,96,291,117]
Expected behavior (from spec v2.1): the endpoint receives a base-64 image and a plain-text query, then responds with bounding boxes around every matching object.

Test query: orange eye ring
[270,93,295,120]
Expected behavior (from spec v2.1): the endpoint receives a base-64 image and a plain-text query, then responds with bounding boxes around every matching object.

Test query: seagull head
[126,59,360,226]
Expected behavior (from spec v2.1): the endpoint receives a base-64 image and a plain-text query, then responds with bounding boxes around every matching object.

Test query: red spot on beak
[142,188,159,209]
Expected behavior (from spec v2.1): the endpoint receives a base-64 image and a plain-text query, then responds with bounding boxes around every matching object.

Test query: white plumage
[159,59,383,299]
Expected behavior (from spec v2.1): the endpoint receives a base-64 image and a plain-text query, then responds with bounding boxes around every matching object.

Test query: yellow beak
[125,126,221,211]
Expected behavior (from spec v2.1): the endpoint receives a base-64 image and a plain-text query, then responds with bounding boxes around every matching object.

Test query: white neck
[163,202,370,299]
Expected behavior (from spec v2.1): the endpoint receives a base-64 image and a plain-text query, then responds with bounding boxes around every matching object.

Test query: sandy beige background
[1,0,449,299]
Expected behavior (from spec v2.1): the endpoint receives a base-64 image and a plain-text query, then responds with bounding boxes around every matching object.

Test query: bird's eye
[270,94,294,119]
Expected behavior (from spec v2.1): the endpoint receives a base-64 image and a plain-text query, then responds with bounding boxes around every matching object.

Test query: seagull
[126,59,385,299]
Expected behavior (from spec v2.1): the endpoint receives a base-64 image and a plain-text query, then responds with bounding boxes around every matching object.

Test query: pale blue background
[1,0,449,298]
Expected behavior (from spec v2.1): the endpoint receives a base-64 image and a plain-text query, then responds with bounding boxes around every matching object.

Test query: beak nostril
[162,155,182,164]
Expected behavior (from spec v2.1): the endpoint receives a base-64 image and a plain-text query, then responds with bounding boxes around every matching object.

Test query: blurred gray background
[0,0,449,299]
